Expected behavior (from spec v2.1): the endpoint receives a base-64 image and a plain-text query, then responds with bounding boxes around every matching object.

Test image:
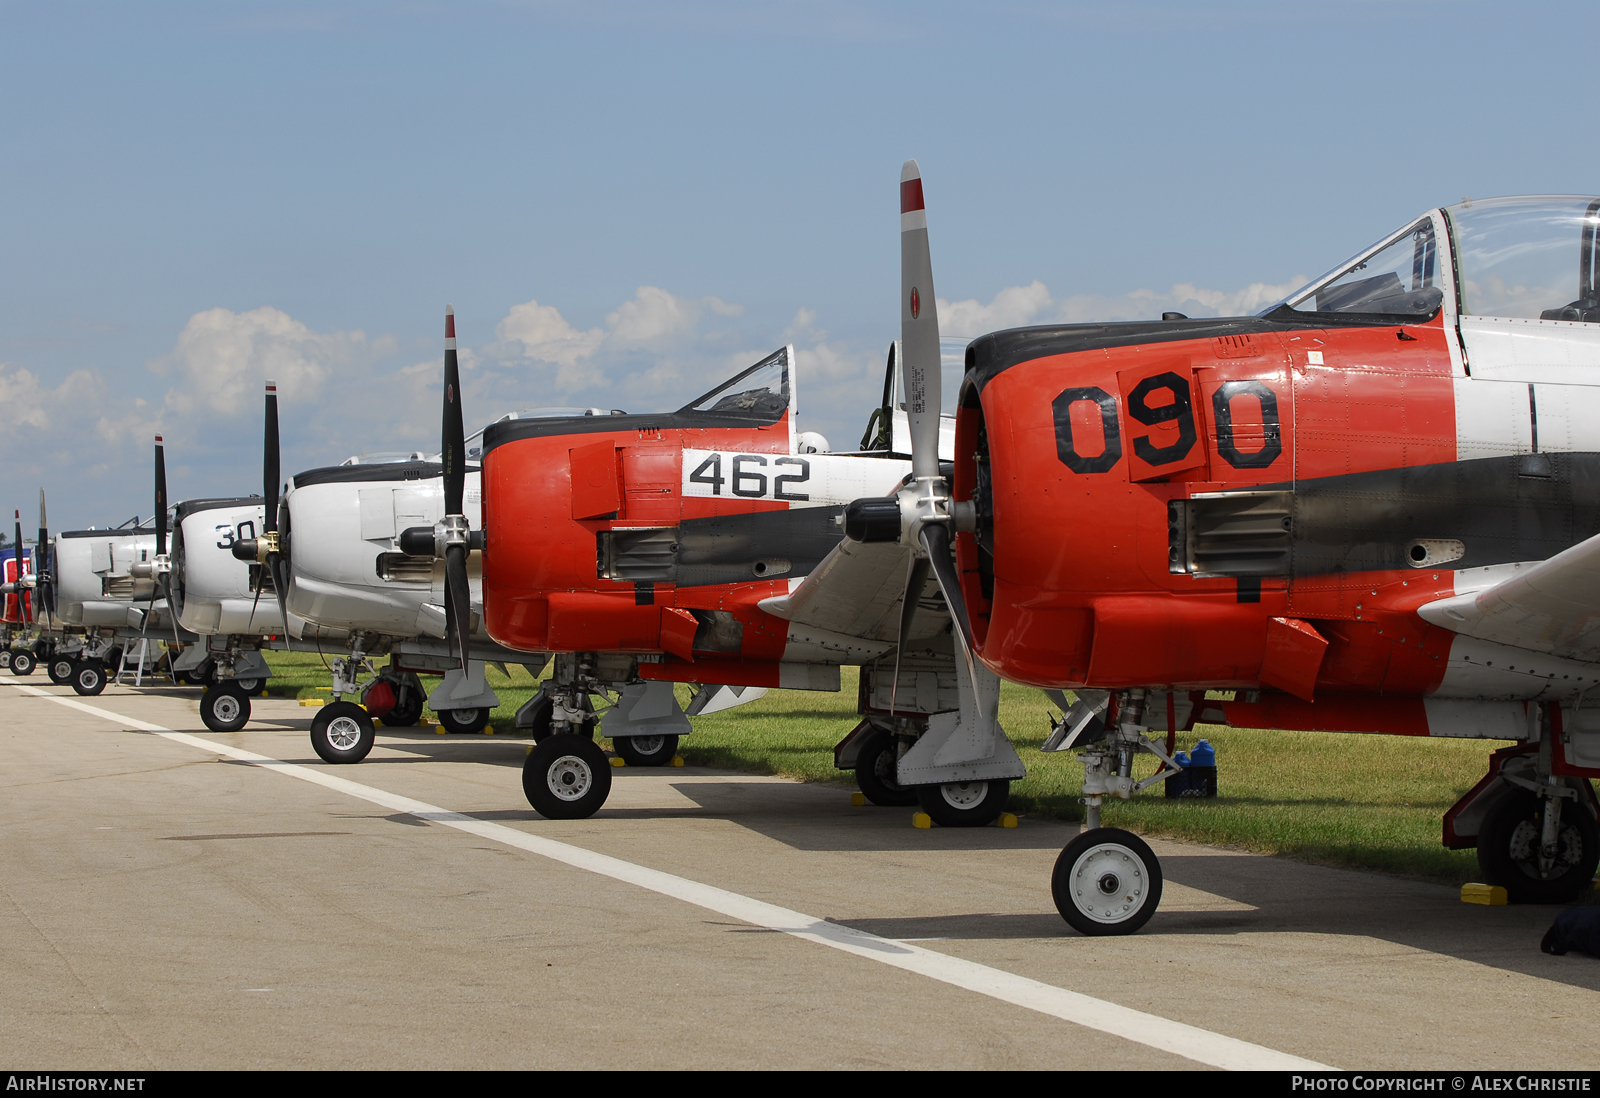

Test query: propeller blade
[270,553,291,639]
[918,522,977,689]
[444,544,472,670]
[263,381,280,533]
[37,488,51,620]
[14,510,28,624]
[154,434,168,557]
[888,554,930,715]
[900,159,942,481]
[441,306,465,516]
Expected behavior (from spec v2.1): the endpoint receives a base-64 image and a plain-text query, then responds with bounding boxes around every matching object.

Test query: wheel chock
[298,698,325,708]
[996,812,1019,828]
[484,727,495,736]
[525,745,533,755]
[1461,882,1508,905]
[670,756,685,767]
[435,728,446,735]
[912,812,932,829]
[850,792,867,807]
[609,757,626,767]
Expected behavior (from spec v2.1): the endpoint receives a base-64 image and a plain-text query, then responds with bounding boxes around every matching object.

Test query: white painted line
[3,681,1331,1071]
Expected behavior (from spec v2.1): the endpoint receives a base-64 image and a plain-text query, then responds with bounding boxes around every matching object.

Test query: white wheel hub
[77,668,99,689]
[1067,841,1152,924]
[213,695,242,723]
[631,735,665,756]
[547,755,594,801]
[940,781,988,810]
[326,715,363,751]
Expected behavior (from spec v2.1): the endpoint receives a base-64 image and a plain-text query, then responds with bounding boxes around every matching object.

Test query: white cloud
[938,276,1309,335]
[151,306,374,416]
[0,363,101,433]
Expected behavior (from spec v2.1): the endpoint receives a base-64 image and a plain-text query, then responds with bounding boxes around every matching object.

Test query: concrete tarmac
[2,678,1598,1070]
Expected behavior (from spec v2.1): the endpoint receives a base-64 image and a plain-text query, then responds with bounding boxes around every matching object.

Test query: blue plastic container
[1164,739,1217,798]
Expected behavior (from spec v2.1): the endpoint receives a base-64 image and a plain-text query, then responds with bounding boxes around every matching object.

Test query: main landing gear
[1449,723,1600,905]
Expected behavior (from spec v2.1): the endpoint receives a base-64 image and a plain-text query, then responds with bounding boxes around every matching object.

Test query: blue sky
[3,1,1596,529]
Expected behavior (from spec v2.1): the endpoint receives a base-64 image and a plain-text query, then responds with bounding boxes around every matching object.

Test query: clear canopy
[1444,196,1600,321]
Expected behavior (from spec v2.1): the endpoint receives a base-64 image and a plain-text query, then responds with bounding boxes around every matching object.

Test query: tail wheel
[200,685,251,733]
[311,701,376,764]
[71,662,107,697]
[612,733,679,767]
[853,726,919,807]
[1052,827,1163,936]
[914,778,1009,827]
[523,733,612,820]
[1478,790,1600,904]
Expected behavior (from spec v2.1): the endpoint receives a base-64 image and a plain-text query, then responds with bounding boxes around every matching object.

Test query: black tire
[105,647,123,673]
[612,733,679,767]
[854,727,919,806]
[1052,827,1164,936]
[233,677,265,697]
[48,656,75,685]
[1478,790,1600,904]
[0,649,10,669]
[914,778,1010,827]
[10,649,36,676]
[384,681,424,727]
[438,706,490,734]
[200,685,251,733]
[71,662,107,696]
[523,733,612,820]
[311,701,376,764]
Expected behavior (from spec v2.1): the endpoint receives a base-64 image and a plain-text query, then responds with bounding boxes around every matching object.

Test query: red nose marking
[446,313,456,339]
[900,178,925,214]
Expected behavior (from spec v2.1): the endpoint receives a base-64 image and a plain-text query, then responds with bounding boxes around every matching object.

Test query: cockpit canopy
[1268,195,1600,324]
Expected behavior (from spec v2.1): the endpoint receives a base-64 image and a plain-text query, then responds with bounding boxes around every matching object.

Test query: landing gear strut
[1044,688,1185,935]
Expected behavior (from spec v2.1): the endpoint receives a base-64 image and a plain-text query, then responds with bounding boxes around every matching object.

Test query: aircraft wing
[1417,530,1600,661]
[757,534,947,655]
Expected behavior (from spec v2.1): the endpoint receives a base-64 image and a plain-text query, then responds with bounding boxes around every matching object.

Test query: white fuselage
[171,498,279,637]
[53,528,164,630]
[282,465,487,641]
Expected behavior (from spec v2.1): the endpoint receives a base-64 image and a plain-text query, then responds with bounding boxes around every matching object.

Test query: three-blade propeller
[887,160,978,707]
[234,381,291,638]
[397,307,476,672]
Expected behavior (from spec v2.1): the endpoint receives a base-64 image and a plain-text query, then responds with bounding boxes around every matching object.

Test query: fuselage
[952,195,1600,734]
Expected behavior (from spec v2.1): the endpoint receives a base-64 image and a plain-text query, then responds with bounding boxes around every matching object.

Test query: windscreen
[678,347,790,420]
[1282,218,1442,318]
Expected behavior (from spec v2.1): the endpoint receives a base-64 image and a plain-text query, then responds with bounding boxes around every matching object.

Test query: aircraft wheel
[71,662,107,696]
[1478,790,1600,904]
[384,684,424,727]
[914,778,1009,827]
[232,677,266,697]
[10,649,36,676]
[0,649,10,669]
[200,685,250,733]
[438,706,490,734]
[48,656,75,685]
[1052,827,1163,936]
[854,727,919,807]
[311,701,375,764]
[523,733,612,820]
[612,733,679,767]
[105,647,123,672]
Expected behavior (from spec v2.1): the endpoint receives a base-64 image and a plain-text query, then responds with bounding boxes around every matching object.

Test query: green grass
[263,652,1496,885]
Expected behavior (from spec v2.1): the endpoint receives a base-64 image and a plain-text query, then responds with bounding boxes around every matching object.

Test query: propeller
[397,307,474,670]
[233,380,290,638]
[134,435,175,651]
[440,306,473,671]
[36,489,53,623]
[13,510,28,625]
[896,160,977,692]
